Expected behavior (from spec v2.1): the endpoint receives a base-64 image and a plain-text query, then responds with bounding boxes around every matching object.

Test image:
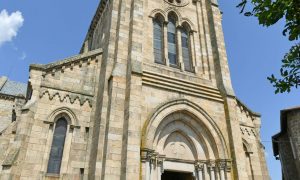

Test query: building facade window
[181,27,192,71]
[153,17,164,64]
[167,15,177,66]
[47,118,68,174]
[152,11,194,72]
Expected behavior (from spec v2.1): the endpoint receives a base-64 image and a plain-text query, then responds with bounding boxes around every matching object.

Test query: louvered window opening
[181,28,192,71]
[47,118,68,174]
[153,18,164,64]
[167,16,177,66]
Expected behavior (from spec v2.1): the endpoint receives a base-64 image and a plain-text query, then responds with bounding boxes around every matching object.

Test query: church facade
[0,0,270,179]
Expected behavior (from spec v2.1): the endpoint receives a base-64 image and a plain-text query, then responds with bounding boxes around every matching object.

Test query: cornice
[0,93,25,101]
[30,49,102,72]
[236,98,261,117]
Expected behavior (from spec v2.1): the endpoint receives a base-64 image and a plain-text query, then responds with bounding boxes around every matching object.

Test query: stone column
[176,25,184,71]
[208,162,216,180]
[157,155,165,180]
[141,149,156,180]
[195,0,207,76]
[217,161,227,180]
[195,161,204,180]
[163,22,169,66]
[190,31,197,73]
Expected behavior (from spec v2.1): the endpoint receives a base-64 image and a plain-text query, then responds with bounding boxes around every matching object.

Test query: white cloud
[19,51,26,60]
[0,9,24,46]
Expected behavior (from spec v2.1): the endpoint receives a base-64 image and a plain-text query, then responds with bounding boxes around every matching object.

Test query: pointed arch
[181,18,197,32]
[165,7,182,23]
[47,107,79,127]
[142,99,229,159]
[149,9,167,22]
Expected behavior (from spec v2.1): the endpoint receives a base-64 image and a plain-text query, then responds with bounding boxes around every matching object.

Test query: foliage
[237,0,300,93]
[268,43,300,93]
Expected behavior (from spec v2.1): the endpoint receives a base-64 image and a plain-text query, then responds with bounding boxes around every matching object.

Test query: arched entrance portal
[141,100,231,180]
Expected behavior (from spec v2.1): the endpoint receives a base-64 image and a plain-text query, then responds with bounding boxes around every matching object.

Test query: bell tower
[0,0,270,180]
[81,0,270,179]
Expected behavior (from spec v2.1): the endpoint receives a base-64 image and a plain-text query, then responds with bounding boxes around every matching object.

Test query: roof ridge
[0,76,8,91]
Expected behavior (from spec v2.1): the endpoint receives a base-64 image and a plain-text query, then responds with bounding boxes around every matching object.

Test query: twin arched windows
[47,118,68,174]
[153,13,193,72]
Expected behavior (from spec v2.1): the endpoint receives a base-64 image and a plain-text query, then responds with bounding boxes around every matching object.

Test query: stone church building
[0,0,269,179]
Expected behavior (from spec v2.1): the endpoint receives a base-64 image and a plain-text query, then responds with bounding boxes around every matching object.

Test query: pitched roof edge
[236,98,261,117]
[0,76,8,90]
[0,92,25,100]
[30,48,103,72]
[272,107,300,157]
[80,0,109,53]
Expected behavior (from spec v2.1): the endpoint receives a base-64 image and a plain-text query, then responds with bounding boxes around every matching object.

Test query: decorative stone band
[39,87,93,107]
[141,148,231,180]
[195,159,231,172]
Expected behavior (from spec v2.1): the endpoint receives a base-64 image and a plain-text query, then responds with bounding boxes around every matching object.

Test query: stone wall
[0,50,102,179]
[0,0,270,179]
[0,98,15,133]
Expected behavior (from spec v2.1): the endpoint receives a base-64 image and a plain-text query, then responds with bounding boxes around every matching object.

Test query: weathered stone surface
[273,107,300,180]
[0,0,269,179]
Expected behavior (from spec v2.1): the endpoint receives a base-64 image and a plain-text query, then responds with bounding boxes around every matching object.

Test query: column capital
[216,159,232,172]
[194,161,205,171]
[207,160,216,170]
[217,160,226,170]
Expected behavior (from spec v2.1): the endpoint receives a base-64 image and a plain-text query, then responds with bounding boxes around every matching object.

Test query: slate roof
[0,76,27,97]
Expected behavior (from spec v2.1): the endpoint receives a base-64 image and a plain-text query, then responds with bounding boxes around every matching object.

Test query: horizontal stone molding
[0,93,25,100]
[142,71,223,102]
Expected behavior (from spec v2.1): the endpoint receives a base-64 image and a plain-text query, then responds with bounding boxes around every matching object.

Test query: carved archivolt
[39,88,93,107]
[142,99,229,159]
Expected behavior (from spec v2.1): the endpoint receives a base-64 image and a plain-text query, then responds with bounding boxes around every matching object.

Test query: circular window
[176,0,181,3]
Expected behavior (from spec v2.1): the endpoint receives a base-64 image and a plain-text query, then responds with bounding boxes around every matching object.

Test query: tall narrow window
[47,118,68,174]
[181,27,192,71]
[153,17,164,64]
[167,16,177,66]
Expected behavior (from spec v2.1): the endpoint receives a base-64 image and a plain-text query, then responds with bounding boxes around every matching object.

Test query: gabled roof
[272,106,300,157]
[0,76,27,98]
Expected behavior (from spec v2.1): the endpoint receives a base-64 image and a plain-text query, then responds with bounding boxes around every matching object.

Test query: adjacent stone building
[273,107,300,180]
[0,0,269,179]
[0,76,27,133]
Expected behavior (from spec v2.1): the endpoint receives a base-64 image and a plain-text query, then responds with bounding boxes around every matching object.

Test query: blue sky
[0,1,299,179]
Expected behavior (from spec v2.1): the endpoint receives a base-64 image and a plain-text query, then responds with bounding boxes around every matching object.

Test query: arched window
[153,16,164,64]
[167,15,177,66]
[181,27,192,71]
[47,118,68,174]
[243,143,254,180]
